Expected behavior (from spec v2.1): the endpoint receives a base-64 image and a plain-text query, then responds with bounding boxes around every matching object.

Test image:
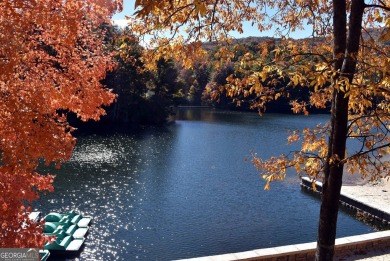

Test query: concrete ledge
[177,178,390,261]
[300,177,390,223]
[177,230,390,261]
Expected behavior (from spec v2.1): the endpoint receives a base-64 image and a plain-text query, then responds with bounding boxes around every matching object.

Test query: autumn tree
[205,62,235,109]
[101,28,153,128]
[128,0,390,260]
[192,62,210,105]
[0,0,122,247]
[151,58,183,119]
[179,61,210,105]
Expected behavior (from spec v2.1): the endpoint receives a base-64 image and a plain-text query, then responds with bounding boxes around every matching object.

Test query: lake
[34,108,375,260]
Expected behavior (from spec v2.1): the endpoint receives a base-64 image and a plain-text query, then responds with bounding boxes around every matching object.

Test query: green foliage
[72,27,183,132]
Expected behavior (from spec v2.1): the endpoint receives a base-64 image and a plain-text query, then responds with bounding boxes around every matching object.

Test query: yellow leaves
[305,158,320,174]
[307,63,332,92]
[134,0,162,18]
[309,88,331,109]
[334,77,351,94]
[247,75,263,95]
[287,131,300,144]
[298,127,328,160]
[378,16,390,42]
[348,86,373,114]
[365,140,373,150]
[214,46,236,63]
[344,151,390,182]
[119,42,127,49]
[253,154,291,190]
[379,30,390,42]
[240,52,254,68]
[261,46,268,58]
[257,70,269,82]
[127,0,390,198]
[256,147,325,190]
[272,48,282,62]
[290,100,308,115]
[345,159,358,175]
[295,163,302,174]
[194,0,208,17]
[291,74,301,87]
[311,180,317,192]
[141,38,207,70]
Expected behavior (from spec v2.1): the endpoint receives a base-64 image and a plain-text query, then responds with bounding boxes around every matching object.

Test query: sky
[112,1,313,40]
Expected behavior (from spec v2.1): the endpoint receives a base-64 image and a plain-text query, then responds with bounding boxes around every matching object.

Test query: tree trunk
[315,91,349,261]
[315,1,365,260]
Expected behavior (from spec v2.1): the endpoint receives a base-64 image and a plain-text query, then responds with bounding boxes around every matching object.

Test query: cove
[34,108,375,260]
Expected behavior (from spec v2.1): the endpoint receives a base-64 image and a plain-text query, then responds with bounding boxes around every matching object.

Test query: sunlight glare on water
[34,109,376,261]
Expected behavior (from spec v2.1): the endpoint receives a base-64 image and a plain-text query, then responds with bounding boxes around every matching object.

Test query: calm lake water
[35,109,375,260]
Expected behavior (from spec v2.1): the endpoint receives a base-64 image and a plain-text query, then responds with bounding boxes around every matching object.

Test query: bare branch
[341,142,390,164]
[364,4,390,11]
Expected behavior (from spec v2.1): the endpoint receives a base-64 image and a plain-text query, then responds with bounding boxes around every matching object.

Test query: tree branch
[364,4,390,11]
[341,142,390,164]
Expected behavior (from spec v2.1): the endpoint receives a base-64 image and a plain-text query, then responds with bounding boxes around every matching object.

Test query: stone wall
[300,177,390,223]
[181,230,390,261]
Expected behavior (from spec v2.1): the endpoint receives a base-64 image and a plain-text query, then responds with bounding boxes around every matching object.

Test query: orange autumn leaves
[0,0,122,247]
[130,0,390,190]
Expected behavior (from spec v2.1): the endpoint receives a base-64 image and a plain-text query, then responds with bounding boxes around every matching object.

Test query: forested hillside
[73,28,331,133]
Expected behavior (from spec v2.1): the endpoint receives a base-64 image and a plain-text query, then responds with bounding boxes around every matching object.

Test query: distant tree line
[72,27,329,133]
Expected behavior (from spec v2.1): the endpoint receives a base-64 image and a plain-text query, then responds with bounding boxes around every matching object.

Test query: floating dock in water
[29,210,92,259]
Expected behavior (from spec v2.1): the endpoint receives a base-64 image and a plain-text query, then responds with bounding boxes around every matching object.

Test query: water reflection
[33,109,375,260]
